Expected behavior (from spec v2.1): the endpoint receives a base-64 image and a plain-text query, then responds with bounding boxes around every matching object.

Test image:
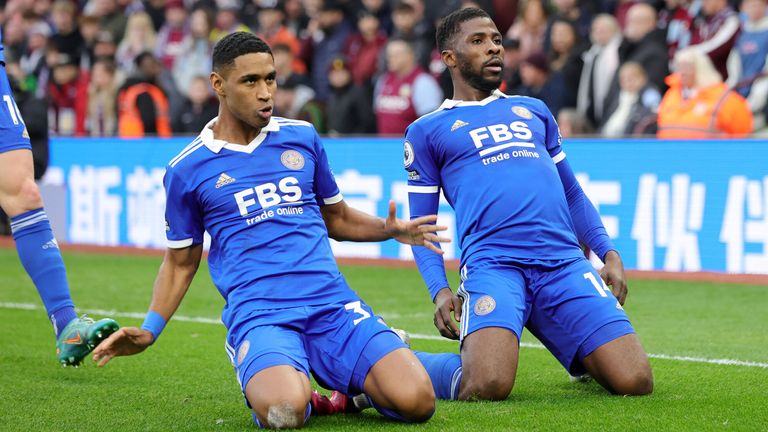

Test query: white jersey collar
[438,89,508,109]
[200,116,280,154]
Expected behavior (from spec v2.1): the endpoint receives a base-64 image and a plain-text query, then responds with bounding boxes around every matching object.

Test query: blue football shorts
[457,257,634,375]
[224,296,406,406]
[0,64,31,154]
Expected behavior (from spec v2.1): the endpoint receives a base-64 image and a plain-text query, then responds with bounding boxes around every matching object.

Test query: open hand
[384,200,450,254]
[92,327,154,367]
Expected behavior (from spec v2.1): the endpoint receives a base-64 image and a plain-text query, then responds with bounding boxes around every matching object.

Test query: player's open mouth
[258,106,273,120]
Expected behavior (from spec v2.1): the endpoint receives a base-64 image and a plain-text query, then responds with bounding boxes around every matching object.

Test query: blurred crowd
[1,0,767,138]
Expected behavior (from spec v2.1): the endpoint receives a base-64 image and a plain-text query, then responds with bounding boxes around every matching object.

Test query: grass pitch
[1,248,767,431]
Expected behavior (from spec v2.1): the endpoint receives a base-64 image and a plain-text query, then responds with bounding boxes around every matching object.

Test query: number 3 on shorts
[344,301,371,325]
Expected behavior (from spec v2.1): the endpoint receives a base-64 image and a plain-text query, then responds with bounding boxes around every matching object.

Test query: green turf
[1,248,767,431]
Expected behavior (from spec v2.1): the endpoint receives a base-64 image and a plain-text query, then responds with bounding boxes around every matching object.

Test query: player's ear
[442,49,457,69]
[210,71,225,97]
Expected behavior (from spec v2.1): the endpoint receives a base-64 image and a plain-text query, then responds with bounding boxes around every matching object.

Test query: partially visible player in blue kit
[92,32,449,429]
[407,9,653,401]
[0,29,118,366]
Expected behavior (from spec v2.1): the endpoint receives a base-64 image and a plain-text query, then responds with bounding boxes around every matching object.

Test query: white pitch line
[3,302,768,369]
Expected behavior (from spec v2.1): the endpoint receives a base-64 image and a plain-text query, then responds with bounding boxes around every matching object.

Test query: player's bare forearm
[600,250,628,305]
[148,244,204,320]
[321,199,390,241]
[321,200,450,253]
[92,245,203,367]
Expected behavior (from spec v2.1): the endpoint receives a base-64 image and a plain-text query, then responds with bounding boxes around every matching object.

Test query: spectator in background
[501,38,522,94]
[283,0,311,37]
[143,0,168,30]
[544,0,593,51]
[172,75,218,133]
[48,53,89,136]
[505,0,549,60]
[548,18,584,110]
[87,58,119,136]
[173,7,214,95]
[257,2,306,75]
[20,21,51,82]
[360,0,393,35]
[600,62,660,137]
[391,1,433,69]
[374,39,442,135]
[210,0,251,43]
[577,14,622,127]
[326,56,376,134]
[557,108,594,137]
[2,13,26,62]
[116,12,157,75]
[657,48,752,138]
[273,43,310,86]
[50,0,84,63]
[92,0,128,43]
[304,0,352,102]
[274,75,326,132]
[657,0,697,62]
[93,30,119,61]
[690,0,739,80]
[78,14,103,70]
[117,52,172,137]
[344,10,388,89]
[603,3,669,121]
[726,0,768,131]
[9,73,49,179]
[516,51,566,116]
[155,0,189,71]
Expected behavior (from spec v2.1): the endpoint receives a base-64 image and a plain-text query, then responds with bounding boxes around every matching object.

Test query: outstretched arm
[92,244,203,366]
[556,159,627,304]
[320,199,449,254]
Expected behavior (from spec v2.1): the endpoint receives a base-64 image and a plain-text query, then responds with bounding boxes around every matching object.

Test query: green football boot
[56,315,119,367]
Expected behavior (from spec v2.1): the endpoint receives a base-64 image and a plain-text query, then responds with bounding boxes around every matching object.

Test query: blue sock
[11,209,77,337]
[251,403,311,428]
[414,351,463,400]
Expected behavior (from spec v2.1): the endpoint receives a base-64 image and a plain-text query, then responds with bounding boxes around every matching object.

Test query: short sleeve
[163,168,204,248]
[538,99,566,163]
[312,130,343,206]
[404,122,440,192]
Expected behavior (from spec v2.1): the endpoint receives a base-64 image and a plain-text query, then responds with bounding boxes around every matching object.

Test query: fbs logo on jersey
[451,119,469,131]
[215,173,236,188]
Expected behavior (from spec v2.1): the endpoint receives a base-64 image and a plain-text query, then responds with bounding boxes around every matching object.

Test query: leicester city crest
[237,340,250,365]
[281,150,305,170]
[404,140,415,168]
[474,295,496,316]
[511,106,533,119]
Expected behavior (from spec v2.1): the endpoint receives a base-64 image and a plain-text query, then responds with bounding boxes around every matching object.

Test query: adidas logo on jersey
[451,119,469,131]
[216,173,236,188]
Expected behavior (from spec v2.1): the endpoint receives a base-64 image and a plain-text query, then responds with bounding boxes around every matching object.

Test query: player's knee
[14,178,43,212]
[254,395,309,429]
[394,379,435,422]
[461,373,514,401]
[610,366,654,396]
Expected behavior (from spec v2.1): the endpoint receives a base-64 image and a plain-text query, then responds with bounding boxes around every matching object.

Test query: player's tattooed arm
[93,244,203,366]
[320,199,450,253]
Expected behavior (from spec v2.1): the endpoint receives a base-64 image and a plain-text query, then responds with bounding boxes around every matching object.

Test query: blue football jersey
[406,90,584,267]
[164,117,354,330]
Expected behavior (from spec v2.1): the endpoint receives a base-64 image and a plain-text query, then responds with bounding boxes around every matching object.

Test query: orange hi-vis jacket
[657,74,753,138]
[117,83,172,138]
